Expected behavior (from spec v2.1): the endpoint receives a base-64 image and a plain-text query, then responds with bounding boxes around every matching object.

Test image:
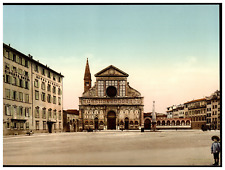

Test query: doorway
[47,123,52,133]
[94,117,99,130]
[125,117,129,130]
[144,119,151,130]
[107,111,116,129]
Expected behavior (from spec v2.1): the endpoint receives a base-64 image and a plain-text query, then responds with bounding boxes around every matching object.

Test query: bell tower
[84,58,92,92]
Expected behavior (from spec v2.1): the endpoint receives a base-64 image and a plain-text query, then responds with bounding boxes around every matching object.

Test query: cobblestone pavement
[3,130,220,166]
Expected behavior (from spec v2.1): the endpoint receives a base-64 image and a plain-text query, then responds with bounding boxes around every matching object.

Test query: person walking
[211,136,220,166]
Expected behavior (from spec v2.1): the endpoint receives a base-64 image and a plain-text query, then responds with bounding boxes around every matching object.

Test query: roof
[184,98,206,104]
[94,65,129,77]
[64,109,79,115]
[3,43,64,77]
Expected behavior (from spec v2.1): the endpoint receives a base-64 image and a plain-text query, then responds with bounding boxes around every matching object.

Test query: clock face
[106,86,117,97]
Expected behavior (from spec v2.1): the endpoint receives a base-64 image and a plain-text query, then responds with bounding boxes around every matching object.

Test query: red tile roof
[184,98,206,104]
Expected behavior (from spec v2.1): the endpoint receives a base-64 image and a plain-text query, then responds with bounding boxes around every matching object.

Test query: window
[25,60,29,68]
[19,92,23,102]
[119,81,126,96]
[58,111,62,120]
[5,74,11,84]
[48,109,52,119]
[47,94,51,103]
[42,68,45,76]
[19,106,23,117]
[24,71,28,77]
[12,77,17,85]
[53,96,56,104]
[18,56,22,64]
[53,75,56,81]
[25,81,29,89]
[42,108,46,119]
[5,89,10,99]
[43,121,47,130]
[20,122,24,129]
[12,66,16,72]
[35,107,39,118]
[5,63,10,70]
[6,122,10,129]
[5,105,11,116]
[58,88,61,95]
[59,122,61,130]
[26,122,29,129]
[53,86,56,93]
[53,110,57,119]
[13,122,17,129]
[41,92,46,102]
[58,77,61,82]
[41,82,45,90]
[35,65,39,72]
[25,108,29,117]
[34,79,39,88]
[19,79,23,88]
[98,81,104,97]
[215,105,217,108]
[36,121,39,130]
[4,50,9,58]
[13,54,16,62]
[47,84,51,92]
[48,71,51,78]
[35,90,39,100]
[18,69,22,74]
[12,91,17,100]
[58,97,61,105]
[54,123,56,130]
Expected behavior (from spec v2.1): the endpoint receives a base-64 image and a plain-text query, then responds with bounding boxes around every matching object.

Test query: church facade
[79,59,144,131]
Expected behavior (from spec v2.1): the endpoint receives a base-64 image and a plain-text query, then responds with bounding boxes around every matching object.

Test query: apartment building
[3,43,64,135]
[167,90,220,130]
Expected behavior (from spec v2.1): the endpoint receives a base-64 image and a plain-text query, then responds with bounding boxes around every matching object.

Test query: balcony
[11,115,28,121]
[47,117,57,123]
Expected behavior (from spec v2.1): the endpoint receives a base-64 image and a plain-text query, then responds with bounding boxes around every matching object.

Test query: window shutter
[22,58,25,66]
[22,80,25,88]
[9,52,13,60]
[27,82,30,90]
[22,107,25,116]
[9,75,12,84]
[17,78,20,86]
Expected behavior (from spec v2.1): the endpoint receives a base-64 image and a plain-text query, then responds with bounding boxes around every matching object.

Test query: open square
[3,130,220,166]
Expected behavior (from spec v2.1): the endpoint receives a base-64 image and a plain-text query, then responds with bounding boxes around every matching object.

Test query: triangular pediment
[94,65,129,77]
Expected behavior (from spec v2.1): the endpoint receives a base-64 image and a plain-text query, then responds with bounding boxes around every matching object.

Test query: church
[79,59,144,131]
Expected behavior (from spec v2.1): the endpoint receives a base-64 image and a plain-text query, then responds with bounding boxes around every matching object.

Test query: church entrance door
[144,119,151,130]
[95,117,98,130]
[125,117,129,130]
[107,111,116,130]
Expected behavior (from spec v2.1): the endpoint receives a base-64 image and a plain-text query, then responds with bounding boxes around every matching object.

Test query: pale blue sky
[3,5,220,112]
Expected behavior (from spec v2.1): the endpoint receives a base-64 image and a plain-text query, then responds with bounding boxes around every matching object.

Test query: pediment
[94,65,129,77]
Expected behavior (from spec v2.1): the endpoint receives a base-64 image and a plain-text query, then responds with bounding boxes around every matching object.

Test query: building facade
[3,43,64,135]
[144,112,191,130]
[63,109,79,132]
[166,90,220,130]
[79,60,144,131]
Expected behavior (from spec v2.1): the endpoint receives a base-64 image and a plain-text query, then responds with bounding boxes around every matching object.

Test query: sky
[3,4,220,113]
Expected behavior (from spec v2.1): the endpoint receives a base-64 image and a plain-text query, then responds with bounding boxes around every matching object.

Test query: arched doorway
[125,117,129,130]
[94,117,98,130]
[144,119,151,130]
[107,111,116,130]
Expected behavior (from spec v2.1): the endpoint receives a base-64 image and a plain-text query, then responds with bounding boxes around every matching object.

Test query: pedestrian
[211,135,220,166]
